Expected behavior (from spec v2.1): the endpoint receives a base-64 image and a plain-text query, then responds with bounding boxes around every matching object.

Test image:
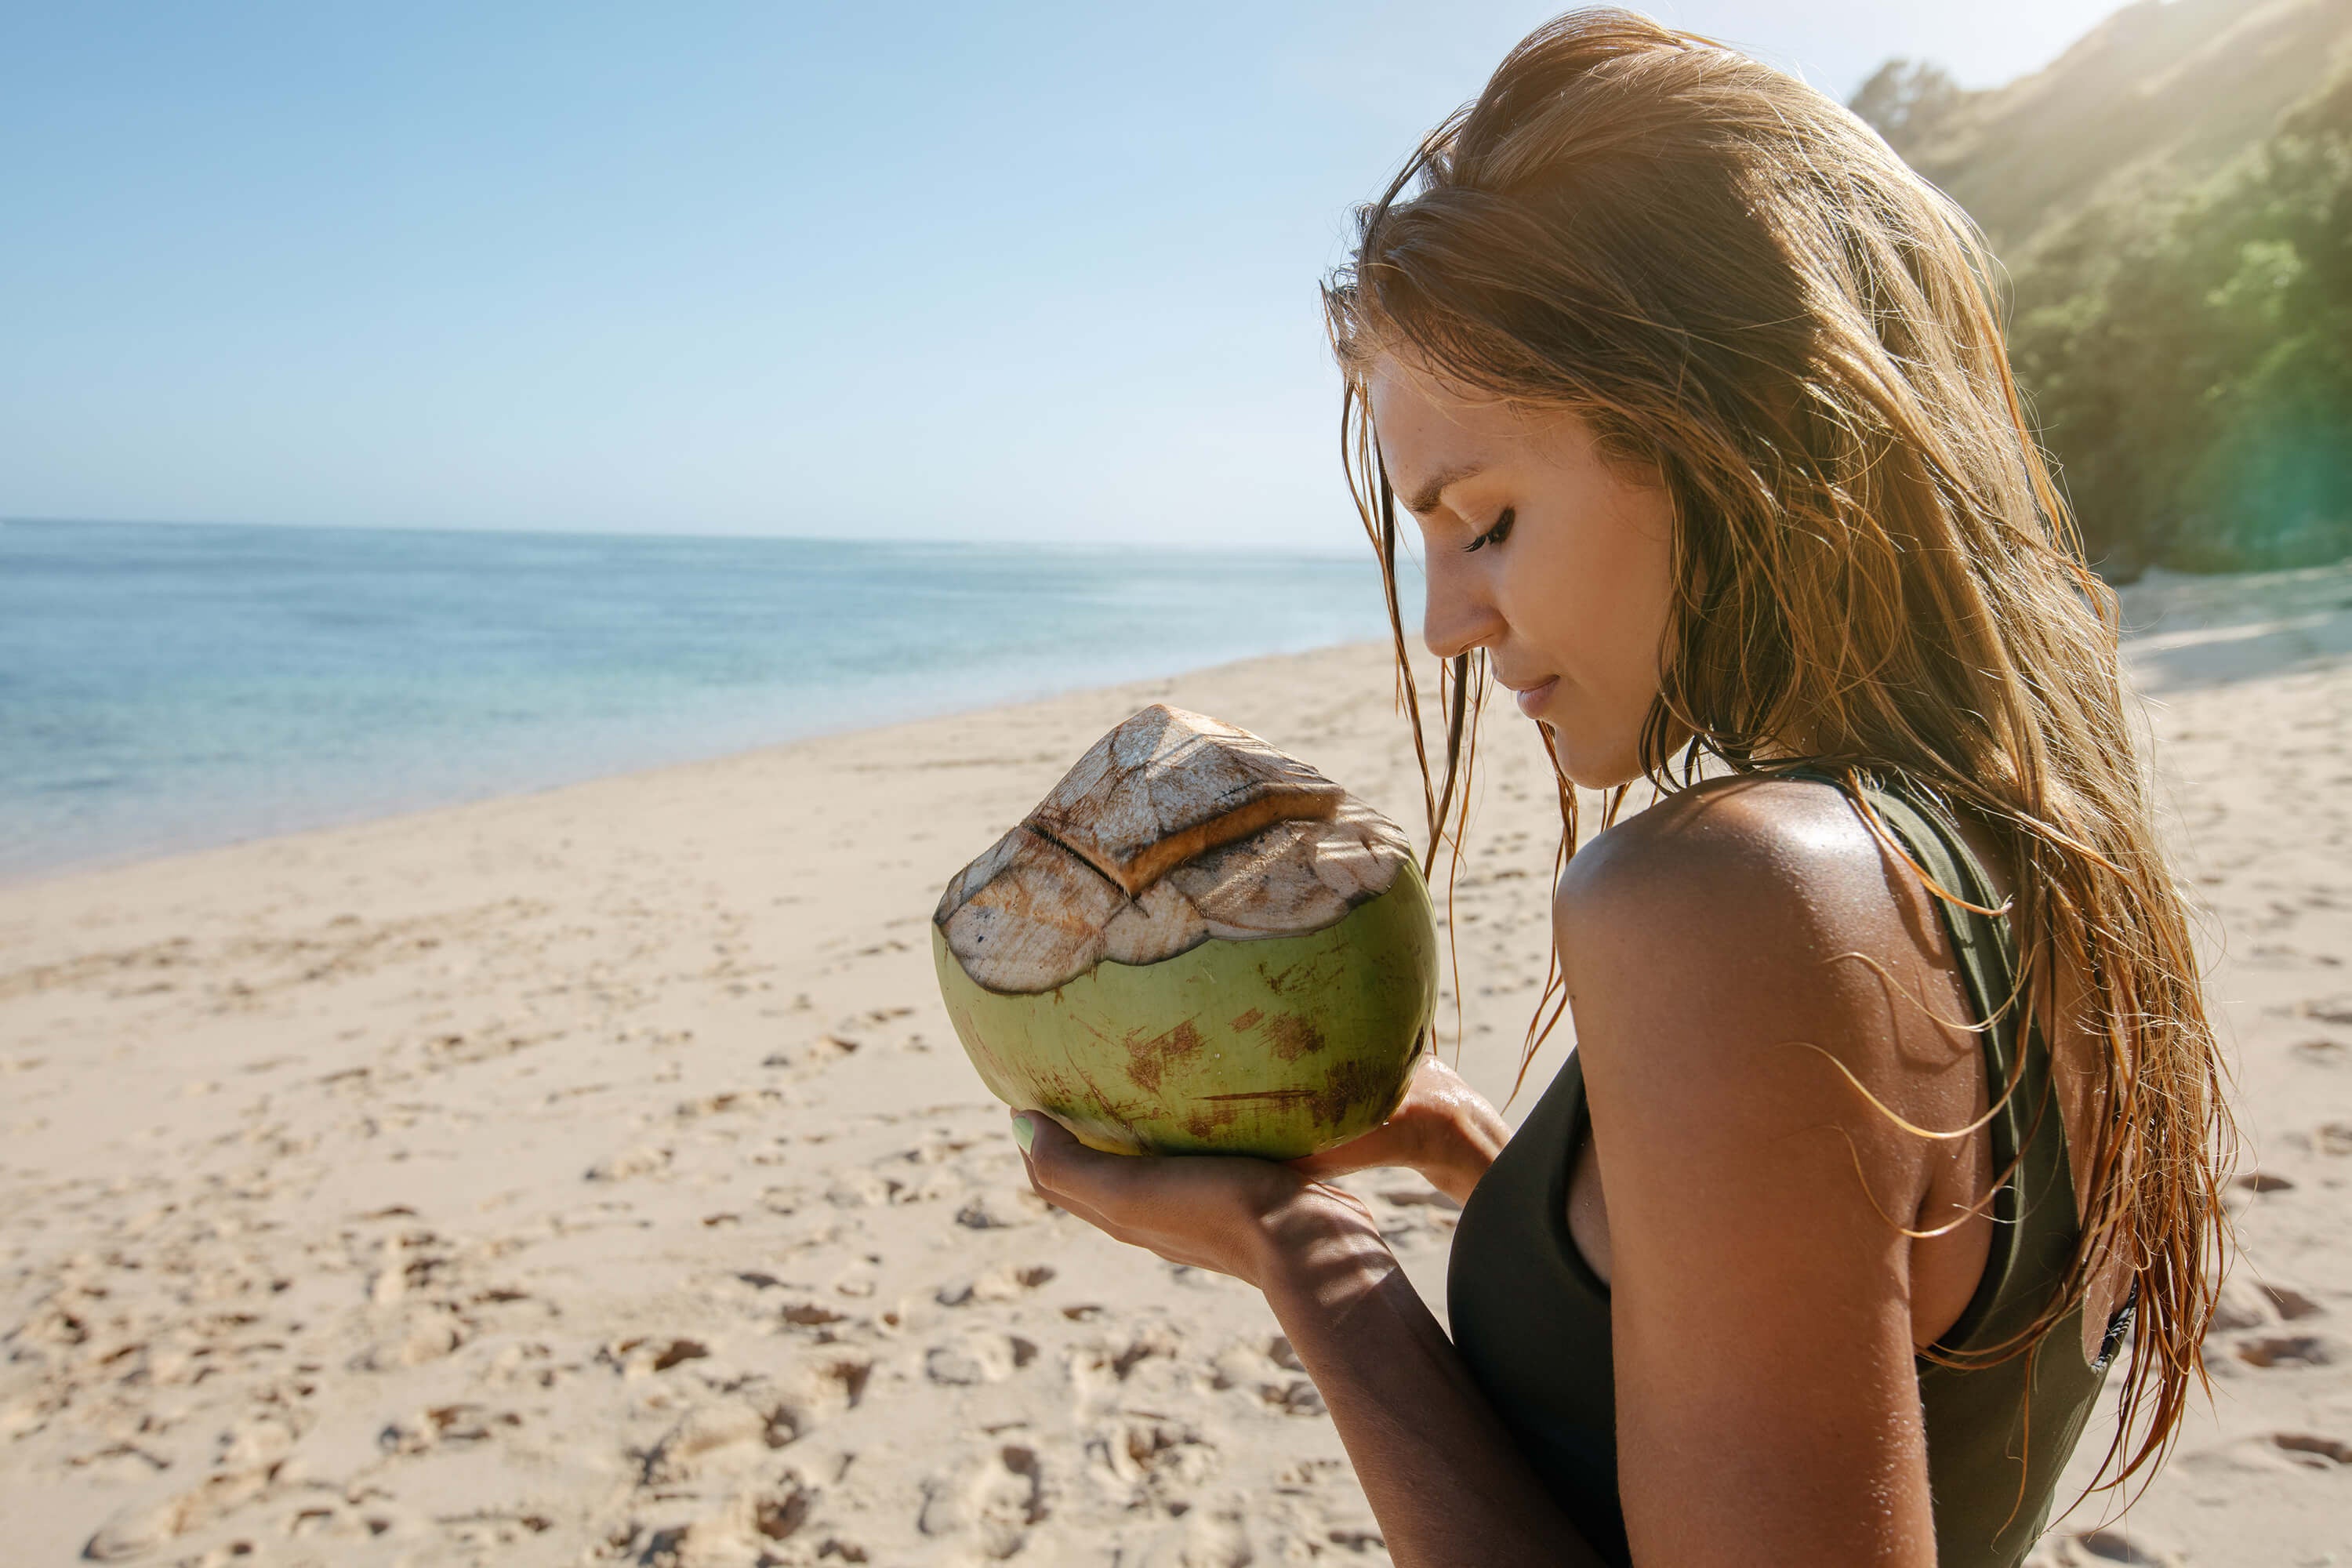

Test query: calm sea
[0,520,1401,883]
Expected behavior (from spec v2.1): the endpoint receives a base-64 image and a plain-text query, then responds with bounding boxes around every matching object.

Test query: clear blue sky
[2,2,2133,550]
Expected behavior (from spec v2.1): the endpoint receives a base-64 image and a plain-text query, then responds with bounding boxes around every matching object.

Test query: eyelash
[1463,508,1515,554]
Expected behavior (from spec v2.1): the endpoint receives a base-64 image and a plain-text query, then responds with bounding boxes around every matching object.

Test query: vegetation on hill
[2007,67,2352,574]
[1853,0,2352,576]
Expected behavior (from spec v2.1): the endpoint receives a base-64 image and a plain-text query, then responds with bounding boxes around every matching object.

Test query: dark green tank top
[1447,772,2126,1566]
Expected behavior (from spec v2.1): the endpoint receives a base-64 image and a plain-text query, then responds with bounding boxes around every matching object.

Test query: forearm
[1254,1196,1606,1568]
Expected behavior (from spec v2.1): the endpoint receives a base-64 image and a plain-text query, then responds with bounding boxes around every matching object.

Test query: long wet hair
[1323,7,2232,1499]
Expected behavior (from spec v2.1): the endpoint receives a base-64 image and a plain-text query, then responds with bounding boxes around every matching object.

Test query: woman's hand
[1011,1105,1592,1568]
[1283,1052,1508,1204]
[1011,1112,1386,1294]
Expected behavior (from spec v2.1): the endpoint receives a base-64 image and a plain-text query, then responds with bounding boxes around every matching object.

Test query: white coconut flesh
[936,705,1414,995]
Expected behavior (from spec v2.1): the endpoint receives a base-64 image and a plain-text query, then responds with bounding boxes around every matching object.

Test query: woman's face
[1368,354,1680,790]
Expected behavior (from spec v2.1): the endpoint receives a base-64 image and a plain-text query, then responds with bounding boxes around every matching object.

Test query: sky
[2,1,2146,550]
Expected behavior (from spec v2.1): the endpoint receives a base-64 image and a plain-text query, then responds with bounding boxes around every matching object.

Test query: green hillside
[1853,0,2352,575]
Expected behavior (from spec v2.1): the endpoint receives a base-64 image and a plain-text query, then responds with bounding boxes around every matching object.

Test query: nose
[1420,546,1506,662]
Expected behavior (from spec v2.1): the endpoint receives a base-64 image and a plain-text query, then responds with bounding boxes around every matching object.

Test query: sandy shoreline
[5,564,2350,1566]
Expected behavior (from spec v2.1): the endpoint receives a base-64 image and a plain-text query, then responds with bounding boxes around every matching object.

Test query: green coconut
[931,704,1438,1158]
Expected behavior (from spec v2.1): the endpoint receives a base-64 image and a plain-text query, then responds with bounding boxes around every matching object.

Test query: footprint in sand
[2210,1280,2270,1332]
[827,1171,903,1207]
[586,1142,672,1181]
[83,1464,280,1562]
[349,1301,466,1370]
[746,1475,818,1544]
[2299,997,2352,1026]
[1127,1502,1254,1568]
[1090,1415,1221,1496]
[379,1402,521,1455]
[926,1330,1039,1385]
[2234,1333,2334,1369]
[597,1334,710,1377]
[2273,1432,2352,1467]
[1068,1324,1183,1413]
[777,1298,854,1332]
[2259,1283,2325,1320]
[1260,1378,1328,1416]
[759,1356,873,1445]
[917,1443,1048,1559]
[638,1399,769,1483]
[937,1262,1056,1306]
[955,1190,1051,1229]
[611,1472,817,1566]
[1205,1334,1324,1414]
[2064,1528,2180,1566]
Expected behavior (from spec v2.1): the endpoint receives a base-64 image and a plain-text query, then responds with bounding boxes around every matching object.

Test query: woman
[1007,10,2232,1565]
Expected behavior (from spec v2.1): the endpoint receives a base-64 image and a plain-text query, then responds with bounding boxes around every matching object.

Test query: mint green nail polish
[1011,1114,1036,1153]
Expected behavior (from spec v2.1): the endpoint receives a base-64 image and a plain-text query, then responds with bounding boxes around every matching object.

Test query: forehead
[1366,355,1545,510]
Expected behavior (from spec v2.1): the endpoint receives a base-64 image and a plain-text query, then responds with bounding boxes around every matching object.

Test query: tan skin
[1011,357,2115,1566]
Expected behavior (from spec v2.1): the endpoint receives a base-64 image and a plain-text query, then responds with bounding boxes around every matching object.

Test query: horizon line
[0,512,1378,561]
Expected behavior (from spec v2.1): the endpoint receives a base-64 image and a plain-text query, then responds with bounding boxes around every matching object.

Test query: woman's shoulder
[1551,771,1969,1117]
[1552,771,1899,942]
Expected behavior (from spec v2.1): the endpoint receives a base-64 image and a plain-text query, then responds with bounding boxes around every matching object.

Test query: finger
[1282,1146,1356,1180]
[1283,1116,1414,1181]
[1010,1115,1160,1243]
[1012,1109,1152,1207]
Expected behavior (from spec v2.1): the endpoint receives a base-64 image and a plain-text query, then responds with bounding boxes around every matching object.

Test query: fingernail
[1010,1114,1036,1153]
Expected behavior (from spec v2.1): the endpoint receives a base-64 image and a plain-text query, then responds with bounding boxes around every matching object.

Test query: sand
[3,561,2350,1567]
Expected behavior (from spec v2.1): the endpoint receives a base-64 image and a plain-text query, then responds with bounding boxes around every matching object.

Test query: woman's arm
[1556,780,1962,1566]
[1015,1115,1605,1567]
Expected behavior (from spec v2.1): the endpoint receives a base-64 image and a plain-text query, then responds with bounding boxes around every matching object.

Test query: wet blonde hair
[1323,7,2232,1496]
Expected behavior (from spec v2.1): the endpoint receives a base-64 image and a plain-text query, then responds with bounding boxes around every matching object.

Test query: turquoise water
[0,520,1400,881]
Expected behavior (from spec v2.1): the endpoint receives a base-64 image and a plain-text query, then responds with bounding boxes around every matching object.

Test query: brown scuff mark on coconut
[1184,1098,1243,1141]
[1310,1057,1385,1129]
[1197,1087,1321,1106]
[1255,950,1348,1000]
[937,705,1412,996]
[1121,1018,1206,1093]
[1261,1014,1328,1063]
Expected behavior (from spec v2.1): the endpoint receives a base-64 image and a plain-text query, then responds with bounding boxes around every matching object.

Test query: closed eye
[1463,507,1515,554]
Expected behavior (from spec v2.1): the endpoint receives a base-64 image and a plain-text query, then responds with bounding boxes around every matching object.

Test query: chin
[1540,723,1648,793]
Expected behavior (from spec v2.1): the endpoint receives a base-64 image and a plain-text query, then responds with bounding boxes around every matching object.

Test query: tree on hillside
[2005,67,2352,575]
[1851,60,1963,151]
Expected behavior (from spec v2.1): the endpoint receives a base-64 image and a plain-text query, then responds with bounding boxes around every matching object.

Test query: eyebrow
[1399,462,1487,518]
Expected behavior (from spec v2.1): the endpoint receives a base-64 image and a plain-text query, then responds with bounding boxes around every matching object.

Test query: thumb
[1010,1108,1072,1155]
[1011,1109,1139,1200]
[1010,1107,1080,1174]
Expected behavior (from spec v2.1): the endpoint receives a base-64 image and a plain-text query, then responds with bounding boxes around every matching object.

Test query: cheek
[1521,505,1674,702]
[1508,495,1676,782]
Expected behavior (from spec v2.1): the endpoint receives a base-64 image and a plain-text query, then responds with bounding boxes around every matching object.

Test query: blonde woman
[1007,10,2231,1564]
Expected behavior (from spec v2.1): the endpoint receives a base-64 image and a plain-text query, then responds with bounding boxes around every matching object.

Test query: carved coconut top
[935,705,1414,994]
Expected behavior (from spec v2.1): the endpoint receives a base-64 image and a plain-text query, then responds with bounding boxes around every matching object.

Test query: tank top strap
[1791,766,2079,1359]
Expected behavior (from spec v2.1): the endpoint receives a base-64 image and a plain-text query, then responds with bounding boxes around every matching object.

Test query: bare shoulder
[1554,773,1915,975]
[1557,792,1980,1564]
[1552,772,1968,1133]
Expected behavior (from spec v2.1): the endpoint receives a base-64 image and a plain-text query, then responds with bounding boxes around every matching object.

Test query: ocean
[0,520,1403,883]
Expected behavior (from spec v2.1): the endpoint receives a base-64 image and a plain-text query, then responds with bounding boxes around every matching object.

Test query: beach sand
[4,561,2350,1566]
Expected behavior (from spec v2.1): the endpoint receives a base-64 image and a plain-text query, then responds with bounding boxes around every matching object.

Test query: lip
[1503,675,1559,717]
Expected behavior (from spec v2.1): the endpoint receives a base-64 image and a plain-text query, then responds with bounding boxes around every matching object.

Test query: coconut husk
[936,706,1411,994]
